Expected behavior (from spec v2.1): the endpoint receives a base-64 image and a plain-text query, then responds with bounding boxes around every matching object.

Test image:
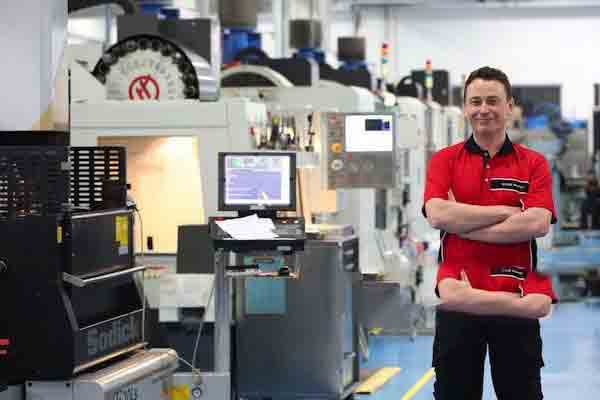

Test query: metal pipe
[273,0,285,57]
[104,5,113,51]
[214,249,230,373]
[63,266,147,288]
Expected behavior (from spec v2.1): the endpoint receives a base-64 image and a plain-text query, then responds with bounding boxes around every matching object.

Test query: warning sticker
[166,384,190,400]
[57,226,63,244]
[115,215,129,248]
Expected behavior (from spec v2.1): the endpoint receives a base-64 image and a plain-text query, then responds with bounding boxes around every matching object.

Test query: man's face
[464,78,513,136]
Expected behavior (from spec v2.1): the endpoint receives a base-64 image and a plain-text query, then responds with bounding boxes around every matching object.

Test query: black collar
[465,134,514,157]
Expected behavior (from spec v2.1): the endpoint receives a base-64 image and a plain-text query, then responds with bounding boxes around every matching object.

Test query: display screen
[345,114,394,152]
[222,154,292,207]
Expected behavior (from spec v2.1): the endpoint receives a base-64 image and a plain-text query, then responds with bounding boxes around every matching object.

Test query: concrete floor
[357,301,600,400]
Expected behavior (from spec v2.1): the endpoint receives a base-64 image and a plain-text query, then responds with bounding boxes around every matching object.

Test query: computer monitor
[218,152,296,213]
[344,114,394,152]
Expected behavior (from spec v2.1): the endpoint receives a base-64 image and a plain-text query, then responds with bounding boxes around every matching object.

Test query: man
[423,66,557,400]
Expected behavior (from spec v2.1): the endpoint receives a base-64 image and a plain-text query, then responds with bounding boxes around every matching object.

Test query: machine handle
[63,265,147,287]
[343,263,355,272]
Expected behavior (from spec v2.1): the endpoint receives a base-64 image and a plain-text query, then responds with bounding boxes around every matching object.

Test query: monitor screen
[345,114,394,152]
[218,152,296,211]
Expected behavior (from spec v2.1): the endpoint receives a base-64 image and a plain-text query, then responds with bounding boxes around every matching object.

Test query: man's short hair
[464,66,512,102]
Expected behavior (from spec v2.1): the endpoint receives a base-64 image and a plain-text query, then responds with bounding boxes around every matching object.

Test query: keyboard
[273,218,305,239]
[208,217,306,240]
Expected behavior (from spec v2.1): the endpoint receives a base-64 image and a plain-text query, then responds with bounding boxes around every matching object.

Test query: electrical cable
[175,356,203,381]
[191,278,216,371]
[135,204,208,383]
[133,206,147,350]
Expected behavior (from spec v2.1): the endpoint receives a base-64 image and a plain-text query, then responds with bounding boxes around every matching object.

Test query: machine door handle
[63,265,146,287]
[343,263,355,272]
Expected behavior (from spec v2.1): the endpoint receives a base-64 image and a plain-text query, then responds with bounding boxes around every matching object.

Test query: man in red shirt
[423,66,557,400]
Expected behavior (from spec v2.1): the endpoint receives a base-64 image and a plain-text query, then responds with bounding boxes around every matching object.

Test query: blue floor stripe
[359,302,600,400]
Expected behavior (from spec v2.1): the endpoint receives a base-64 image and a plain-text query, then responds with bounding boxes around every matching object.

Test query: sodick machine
[0,133,177,400]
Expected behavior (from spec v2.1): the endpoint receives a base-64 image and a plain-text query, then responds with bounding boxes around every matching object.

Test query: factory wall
[329,5,600,120]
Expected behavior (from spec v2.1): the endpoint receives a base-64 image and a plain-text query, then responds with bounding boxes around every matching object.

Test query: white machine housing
[427,101,446,152]
[71,97,266,223]
[395,97,436,244]
[443,105,466,145]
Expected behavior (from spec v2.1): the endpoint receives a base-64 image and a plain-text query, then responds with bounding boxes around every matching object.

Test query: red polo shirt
[423,135,557,302]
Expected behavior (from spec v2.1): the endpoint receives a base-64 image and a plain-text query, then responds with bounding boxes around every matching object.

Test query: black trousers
[432,310,544,400]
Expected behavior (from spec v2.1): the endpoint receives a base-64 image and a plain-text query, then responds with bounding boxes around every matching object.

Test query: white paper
[215,214,278,240]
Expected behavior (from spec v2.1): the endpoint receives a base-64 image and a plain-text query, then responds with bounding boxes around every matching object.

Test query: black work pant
[432,310,544,400]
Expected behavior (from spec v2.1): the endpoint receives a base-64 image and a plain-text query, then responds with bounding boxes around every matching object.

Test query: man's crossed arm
[425,197,551,243]
[425,197,553,318]
[424,197,520,234]
[437,272,552,319]
[459,207,551,243]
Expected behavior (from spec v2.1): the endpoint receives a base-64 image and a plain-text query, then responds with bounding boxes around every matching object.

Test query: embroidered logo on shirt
[490,266,528,280]
[489,178,529,193]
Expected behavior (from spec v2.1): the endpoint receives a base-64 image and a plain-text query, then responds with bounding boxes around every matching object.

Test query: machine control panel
[322,113,396,189]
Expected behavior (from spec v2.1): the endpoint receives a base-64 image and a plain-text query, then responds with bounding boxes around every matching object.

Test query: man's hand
[438,270,473,312]
[460,269,472,287]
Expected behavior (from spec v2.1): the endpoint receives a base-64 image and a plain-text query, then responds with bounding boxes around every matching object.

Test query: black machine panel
[0,131,69,146]
[176,225,214,274]
[70,147,128,211]
[411,69,451,106]
[0,210,142,382]
[222,58,318,87]
[0,146,69,219]
[0,141,142,383]
[221,72,278,88]
[66,210,135,278]
[117,15,212,65]
[319,64,373,91]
